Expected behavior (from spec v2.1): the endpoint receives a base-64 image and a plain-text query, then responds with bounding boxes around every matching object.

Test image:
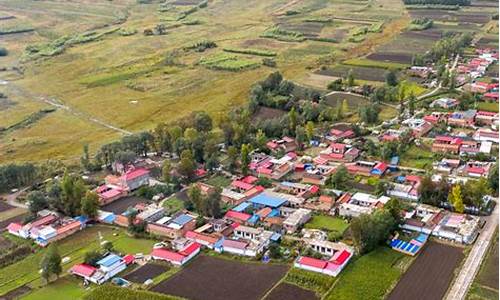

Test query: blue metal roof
[249,193,287,208]
[390,156,399,165]
[172,214,193,226]
[232,202,251,212]
[269,209,280,217]
[270,233,282,242]
[97,254,122,267]
[248,214,260,224]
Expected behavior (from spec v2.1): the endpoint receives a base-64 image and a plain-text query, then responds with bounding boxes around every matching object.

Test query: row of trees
[27,173,99,219]
[185,185,222,218]
[403,0,470,5]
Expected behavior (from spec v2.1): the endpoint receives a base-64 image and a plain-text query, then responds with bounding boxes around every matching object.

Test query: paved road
[445,201,499,300]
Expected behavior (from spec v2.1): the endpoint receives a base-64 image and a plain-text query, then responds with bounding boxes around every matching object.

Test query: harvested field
[252,106,287,121]
[324,92,368,108]
[388,242,464,300]
[409,10,492,24]
[240,38,287,49]
[277,22,325,37]
[471,0,498,7]
[0,202,14,213]
[401,29,443,41]
[123,263,169,284]
[171,0,205,5]
[101,196,150,215]
[0,236,14,251]
[366,52,413,64]
[316,65,387,82]
[265,283,318,300]
[152,255,289,300]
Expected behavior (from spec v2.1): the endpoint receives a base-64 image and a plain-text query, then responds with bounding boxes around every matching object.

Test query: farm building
[69,253,131,284]
[151,242,201,266]
[387,175,421,201]
[147,213,197,239]
[432,136,463,154]
[215,227,274,257]
[473,129,499,144]
[318,143,360,163]
[105,168,150,191]
[390,233,428,256]
[338,192,390,218]
[283,208,312,233]
[294,249,352,277]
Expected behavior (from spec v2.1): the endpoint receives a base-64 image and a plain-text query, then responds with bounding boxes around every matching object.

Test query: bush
[0,47,7,56]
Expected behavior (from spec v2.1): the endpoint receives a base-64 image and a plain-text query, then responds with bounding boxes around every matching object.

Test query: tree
[346,69,355,87]
[268,243,281,259]
[27,191,48,215]
[102,241,114,253]
[288,107,298,134]
[240,144,252,175]
[327,165,350,189]
[384,198,403,225]
[305,121,314,141]
[327,79,343,91]
[178,150,196,181]
[255,129,267,150]
[84,250,102,267]
[80,144,91,171]
[162,160,172,183]
[449,185,464,213]
[226,146,239,172]
[206,188,222,218]
[385,69,398,86]
[407,93,416,116]
[188,185,204,214]
[40,244,62,283]
[488,163,499,194]
[335,101,344,120]
[194,111,213,132]
[60,173,88,216]
[351,209,395,254]
[81,191,99,219]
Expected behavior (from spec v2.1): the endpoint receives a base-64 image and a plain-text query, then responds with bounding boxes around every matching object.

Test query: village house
[433,158,461,174]
[402,118,433,137]
[338,192,389,218]
[147,213,197,239]
[423,112,447,124]
[105,168,150,191]
[151,242,201,266]
[283,208,311,233]
[277,181,319,198]
[457,161,492,178]
[408,66,432,78]
[430,97,459,109]
[69,253,133,284]
[326,125,355,142]
[318,143,360,163]
[215,224,274,257]
[387,175,421,201]
[475,111,499,126]
[447,110,477,128]
[266,136,297,153]
[303,195,336,212]
[432,136,463,154]
[473,129,499,144]
[460,140,492,156]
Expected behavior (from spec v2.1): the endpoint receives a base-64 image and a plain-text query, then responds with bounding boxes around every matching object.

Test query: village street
[445,201,499,300]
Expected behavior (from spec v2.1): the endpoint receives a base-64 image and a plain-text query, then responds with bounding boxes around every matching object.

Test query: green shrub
[223,47,277,57]
[285,268,335,294]
[261,26,305,42]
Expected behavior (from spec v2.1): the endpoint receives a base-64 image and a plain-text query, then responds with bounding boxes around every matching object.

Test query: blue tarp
[415,234,428,244]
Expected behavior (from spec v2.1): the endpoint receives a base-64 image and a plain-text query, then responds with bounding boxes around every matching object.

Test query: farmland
[151,255,289,300]
[467,230,499,300]
[0,0,409,164]
[388,242,464,300]
[265,283,318,300]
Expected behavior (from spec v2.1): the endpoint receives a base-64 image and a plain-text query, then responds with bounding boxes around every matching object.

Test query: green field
[467,230,499,300]
[304,215,350,234]
[326,247,412,300]
[162,197,185,215]
[0,225,157,297]
[21,277,86,300]
[477,102,499,113]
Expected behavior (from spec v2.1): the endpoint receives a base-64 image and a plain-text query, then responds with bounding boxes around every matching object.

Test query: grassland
[0,0,408,163]
[304,215,350,234]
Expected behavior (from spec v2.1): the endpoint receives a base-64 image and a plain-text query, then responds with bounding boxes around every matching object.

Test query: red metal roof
[7,223,22,232]
[223,239,247,250]
[56,220,80,235]
[123,254,135,265]
[298,256,327,269]
[225,210,251,222]
[179,242,201,256]
[232,180,254,191]
[70,264,96,277]
[241,176,258,184]
[332,250,351,265]
[123,168,149,181]
[151,248,185,262]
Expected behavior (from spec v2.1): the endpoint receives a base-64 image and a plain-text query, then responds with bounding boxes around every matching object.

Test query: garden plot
[315,65,387,82]
[388,242,464,300]
[276,21,326,38]
[324,92,369,108]
[366,52,413,64]
[409,10,492,24]
[123,263,169,284]
[265,283,318,300]
[101,196,150,215]
[151,255,288,300]
[252,106,287,121]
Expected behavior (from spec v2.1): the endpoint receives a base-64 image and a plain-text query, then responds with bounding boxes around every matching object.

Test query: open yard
[304,215,350,234]
[151,255,289,300]
[325,247,412,300]
[388,242,464,300]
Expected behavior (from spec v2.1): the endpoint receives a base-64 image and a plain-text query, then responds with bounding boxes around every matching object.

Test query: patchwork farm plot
[315,65,388,82]
[265,283,319,300]
[151,255,289,300]
[388,242,464,300]
[323,92,369,108]
[101,196,150,215]
[123,263,170,284]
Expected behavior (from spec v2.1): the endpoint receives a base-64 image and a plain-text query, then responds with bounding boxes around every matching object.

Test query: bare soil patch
[252,106,287,121]
[152,255,289,300]
[0,213,28,231]
[0,202,14,213]
[388,241,464,300]
[324,92,368,108]
[265,283,318,300]
[366,52,413,64]
[316,65,387,82]
[123,263,169,284]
